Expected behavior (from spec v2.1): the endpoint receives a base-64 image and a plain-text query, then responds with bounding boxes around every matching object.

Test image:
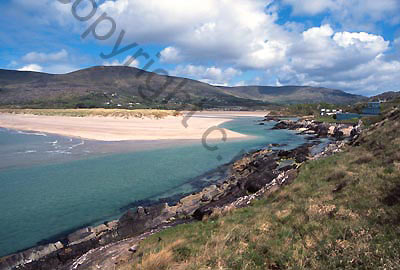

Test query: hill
[0,66,268,110]
[0,67,365,109]
[219,85,367,104]
[370,91,400,102]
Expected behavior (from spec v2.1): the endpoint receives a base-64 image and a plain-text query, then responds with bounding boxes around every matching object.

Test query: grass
[118,108,400,269]
[315,116,360,124]
[0,108,182,119]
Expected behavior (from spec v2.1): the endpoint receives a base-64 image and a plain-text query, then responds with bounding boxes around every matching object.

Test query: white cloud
[160,47,182,63]
[18,64,43,72]
[172,65,242,85]
[15,49,80,74]
[44,64,79,74]
[103,56,140,68]
[272,25,399,94]
[286,25,390,73]
[17,63,79,74]
[333,32,388,53]
[22,49,68,63]
[98,0,284,68]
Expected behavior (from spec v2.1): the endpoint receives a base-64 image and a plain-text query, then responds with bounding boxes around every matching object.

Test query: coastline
[0,111,266,142]
[0,116,361,270]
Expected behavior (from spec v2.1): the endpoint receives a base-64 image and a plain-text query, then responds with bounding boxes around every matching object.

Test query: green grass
[117,108,400,270]
[315,116,360,124]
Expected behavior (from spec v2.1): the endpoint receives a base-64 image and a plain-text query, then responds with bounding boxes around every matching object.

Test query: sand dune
[0,111,266,141]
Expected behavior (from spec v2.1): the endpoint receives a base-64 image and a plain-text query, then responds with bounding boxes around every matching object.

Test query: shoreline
[0,117,361,270]
[0,111,266,142]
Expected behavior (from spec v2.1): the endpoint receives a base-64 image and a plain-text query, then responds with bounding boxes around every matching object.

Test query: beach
[0,111,267,141]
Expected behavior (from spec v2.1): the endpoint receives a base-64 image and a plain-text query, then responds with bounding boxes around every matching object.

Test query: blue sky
[0,0,399,96]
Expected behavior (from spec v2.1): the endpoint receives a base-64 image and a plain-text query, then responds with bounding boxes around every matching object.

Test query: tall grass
[0,109,181,119]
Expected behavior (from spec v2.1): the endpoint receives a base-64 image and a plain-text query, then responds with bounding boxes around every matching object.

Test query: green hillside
[119,104,400,269]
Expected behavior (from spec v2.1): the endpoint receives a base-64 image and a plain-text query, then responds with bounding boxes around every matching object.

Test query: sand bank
[0,111,267,141]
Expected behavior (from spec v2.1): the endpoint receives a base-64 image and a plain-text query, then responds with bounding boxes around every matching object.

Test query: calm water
[0,117,306,257]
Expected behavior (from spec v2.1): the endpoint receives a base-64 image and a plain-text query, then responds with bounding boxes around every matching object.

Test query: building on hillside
[336,102,381,121]
[362,102,381,115]
[320,108,343,116]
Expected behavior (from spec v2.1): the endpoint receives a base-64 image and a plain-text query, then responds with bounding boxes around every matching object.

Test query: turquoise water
[0,117,306,257]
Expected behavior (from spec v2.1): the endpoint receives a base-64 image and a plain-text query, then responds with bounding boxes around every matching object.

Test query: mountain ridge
[0,66,366,108]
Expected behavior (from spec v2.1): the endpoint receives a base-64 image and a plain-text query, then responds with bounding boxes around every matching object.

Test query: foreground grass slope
[120,108,400,270]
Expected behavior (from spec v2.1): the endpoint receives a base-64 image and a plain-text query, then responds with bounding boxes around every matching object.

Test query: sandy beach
[0,111,267,141]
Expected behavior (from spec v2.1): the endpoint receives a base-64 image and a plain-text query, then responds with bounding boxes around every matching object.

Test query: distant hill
[369,91,400,102]
[218,85,367,104]
[0,66,366,109]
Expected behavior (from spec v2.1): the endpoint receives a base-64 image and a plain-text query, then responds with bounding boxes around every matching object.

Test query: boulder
[328,126,336,136]
[340,126,354,137]
[333,128,344,140]
[117,203,175,238]
[244,171,276,193]
[201,193,213,202]
[91,224,109,235]
[315,124,329,137]
[67,228,95,246]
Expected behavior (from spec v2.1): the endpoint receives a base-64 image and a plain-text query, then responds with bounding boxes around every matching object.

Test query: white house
[321,108,342,116]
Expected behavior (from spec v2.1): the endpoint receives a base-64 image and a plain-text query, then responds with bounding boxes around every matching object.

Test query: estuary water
[0,116,306,257]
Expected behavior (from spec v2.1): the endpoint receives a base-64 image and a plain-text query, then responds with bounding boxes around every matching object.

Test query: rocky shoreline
[0,117,361,270]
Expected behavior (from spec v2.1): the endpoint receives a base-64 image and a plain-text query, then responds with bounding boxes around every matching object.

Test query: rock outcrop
[271,118,361,141]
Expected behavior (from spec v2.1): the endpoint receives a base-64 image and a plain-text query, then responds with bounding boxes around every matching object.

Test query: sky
[0,0,399,96]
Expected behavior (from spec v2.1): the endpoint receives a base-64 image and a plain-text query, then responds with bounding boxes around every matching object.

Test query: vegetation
[268,103,353,117]
[118,107,400,269]
[314,116,360,124]
[0,109,181,119]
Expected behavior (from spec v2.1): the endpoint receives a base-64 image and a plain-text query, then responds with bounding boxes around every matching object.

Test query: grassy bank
[0,109,181,119]
[118,109,400,269]
[314,116,360,124]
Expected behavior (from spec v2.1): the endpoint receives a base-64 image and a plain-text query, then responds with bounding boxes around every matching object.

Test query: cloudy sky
[0,0,399,96]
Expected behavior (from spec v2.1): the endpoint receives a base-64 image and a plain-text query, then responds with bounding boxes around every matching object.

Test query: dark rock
[332,181,347,193]
[279,164,296,172]
[201,193,213,202]
[244,172,276,193]
[272,121,289,129]
[382,184,400,206]
[117,203,175,239]
[333,128,344,140]
[295,155,308,163]
[264,116,280,121]
[268,143,281,147]
[313,124,329,137]
[193,208,213,220]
